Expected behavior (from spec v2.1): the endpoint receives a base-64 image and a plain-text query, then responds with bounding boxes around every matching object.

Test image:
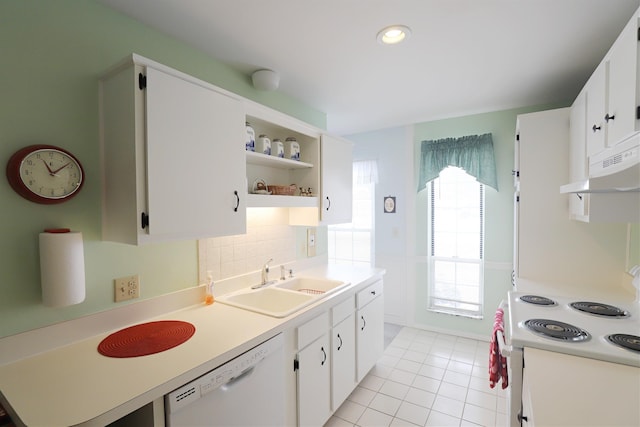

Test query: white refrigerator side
[513,108,628,292]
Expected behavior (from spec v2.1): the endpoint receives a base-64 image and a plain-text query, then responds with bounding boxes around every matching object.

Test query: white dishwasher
[165,333,285,426]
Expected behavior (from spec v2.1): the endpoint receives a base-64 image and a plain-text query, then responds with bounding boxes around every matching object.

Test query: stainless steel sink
[217,277,348,318]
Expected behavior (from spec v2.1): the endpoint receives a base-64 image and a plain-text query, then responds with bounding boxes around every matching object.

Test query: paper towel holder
[39,228,86,307]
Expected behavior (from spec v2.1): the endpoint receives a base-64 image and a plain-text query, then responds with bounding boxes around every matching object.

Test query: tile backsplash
[198,208,300,283]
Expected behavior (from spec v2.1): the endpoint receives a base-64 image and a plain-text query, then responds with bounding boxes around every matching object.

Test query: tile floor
[325,326,509,427]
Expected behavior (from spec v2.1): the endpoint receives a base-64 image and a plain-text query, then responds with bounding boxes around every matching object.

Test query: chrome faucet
[261,258,273,285]
[251,258,275,289]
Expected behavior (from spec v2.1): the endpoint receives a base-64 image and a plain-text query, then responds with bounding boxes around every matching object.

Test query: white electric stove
[502,291,640,426]
[508,291,640,367]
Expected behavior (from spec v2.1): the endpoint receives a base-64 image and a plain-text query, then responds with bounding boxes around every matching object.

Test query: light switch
[307,228,316,257]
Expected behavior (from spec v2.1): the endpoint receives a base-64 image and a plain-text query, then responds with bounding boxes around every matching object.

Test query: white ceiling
[100,0,640,135]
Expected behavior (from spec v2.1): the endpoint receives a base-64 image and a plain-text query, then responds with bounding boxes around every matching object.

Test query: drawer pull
[320,346,327,365]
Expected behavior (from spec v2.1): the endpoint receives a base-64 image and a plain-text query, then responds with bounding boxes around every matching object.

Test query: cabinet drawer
[332,296,355,326]
[297,312,329,350]
[356,280,383,309]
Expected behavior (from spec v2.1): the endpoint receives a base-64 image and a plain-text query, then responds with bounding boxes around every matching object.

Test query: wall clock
[6,144,84,204]
[383,196,396,213]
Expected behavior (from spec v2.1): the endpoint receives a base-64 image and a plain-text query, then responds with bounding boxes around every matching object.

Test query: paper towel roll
[39,230,85,307]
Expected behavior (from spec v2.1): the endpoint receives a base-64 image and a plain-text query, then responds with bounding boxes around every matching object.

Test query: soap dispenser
[205,271,215,305]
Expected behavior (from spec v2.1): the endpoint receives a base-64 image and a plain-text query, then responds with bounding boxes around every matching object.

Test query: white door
[145,67,246,240]
[320,134,353,224]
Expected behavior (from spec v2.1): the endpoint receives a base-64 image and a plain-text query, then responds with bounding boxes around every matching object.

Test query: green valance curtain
[417,133,498,191]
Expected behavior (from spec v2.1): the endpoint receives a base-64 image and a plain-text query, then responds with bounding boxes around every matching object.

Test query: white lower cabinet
[331,297,356,410]
[297,333,331,427]
[356,280,384,382]
[356,280,384,381]
[292,280,384,426]
[295,312,332,427]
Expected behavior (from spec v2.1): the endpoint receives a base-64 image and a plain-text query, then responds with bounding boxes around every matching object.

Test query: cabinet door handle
[592,124,601,132]
[604,113,615,122]
[371,290,376,295]
[234,190,240,212]
[141,212,149,229]
[337,333,343,351]
[320,346,327,365]
[360,315,366,331]
[325,196,331,211]
[576,193,583,201]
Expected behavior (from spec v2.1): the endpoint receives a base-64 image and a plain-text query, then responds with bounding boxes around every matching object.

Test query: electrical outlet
[307,228,316,257]
[114,275,140,302]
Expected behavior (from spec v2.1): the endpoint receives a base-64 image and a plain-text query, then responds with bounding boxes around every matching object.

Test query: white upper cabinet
[101,54,355,236]
[585,10,639,158]
[100,57,246,245]
[585,63,607,157]
[606,14,639,146]
[320,134,353,225]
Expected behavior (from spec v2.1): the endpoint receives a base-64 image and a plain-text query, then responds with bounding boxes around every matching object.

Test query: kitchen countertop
[0,264,384,426]
[525,347,640,426]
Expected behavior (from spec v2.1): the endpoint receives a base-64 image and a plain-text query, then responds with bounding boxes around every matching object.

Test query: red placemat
[98,320,195,358]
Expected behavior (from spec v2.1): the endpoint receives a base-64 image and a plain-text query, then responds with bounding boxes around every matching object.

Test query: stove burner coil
[523,319,591,342]
[519,295,557,306]
[606,334,640,353]
[570,301,630,318]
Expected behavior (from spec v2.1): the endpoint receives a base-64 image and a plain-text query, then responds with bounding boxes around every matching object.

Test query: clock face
[6,145,84,204]
[384,196,396,213]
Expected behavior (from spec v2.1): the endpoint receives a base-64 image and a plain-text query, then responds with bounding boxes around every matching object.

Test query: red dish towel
[489,308,509,389]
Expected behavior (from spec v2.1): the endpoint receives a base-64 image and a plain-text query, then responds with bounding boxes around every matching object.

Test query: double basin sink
[217,277,349,318]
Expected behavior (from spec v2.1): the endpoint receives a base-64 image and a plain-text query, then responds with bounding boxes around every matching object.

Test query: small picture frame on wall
[383,196,396,213]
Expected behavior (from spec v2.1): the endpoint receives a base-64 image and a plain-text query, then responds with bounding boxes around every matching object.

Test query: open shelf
[246,151,313,169]
[246,194,318,208]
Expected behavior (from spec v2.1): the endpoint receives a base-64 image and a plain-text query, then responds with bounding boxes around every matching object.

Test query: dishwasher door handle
[221,366,255,391]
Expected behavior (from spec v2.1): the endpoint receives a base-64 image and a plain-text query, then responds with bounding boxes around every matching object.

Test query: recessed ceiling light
[377,25,411,45]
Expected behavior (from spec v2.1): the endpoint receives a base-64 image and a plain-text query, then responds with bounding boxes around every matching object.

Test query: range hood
[561,134,640,193]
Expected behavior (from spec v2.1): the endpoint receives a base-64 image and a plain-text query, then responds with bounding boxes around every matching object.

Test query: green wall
[0,0,325,338]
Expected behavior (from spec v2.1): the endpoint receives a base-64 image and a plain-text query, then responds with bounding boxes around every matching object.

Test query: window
[328,161,377,266]
[428,166,484,318]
